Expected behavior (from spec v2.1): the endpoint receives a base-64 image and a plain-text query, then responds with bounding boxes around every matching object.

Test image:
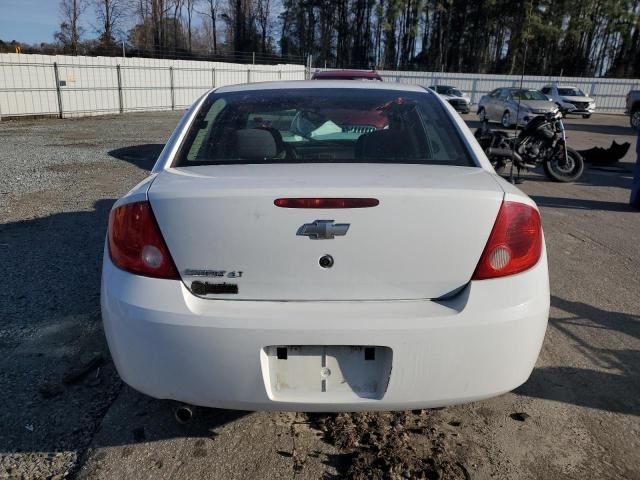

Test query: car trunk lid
[148,164,504,301]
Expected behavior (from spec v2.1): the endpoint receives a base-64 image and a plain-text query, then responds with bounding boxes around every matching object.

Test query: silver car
[478,88,557,127]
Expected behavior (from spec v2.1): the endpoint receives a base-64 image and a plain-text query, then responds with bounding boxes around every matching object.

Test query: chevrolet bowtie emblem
[297,220,350,240]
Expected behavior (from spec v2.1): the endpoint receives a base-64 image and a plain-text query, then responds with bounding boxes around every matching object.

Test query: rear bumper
[101,250,549,412]
[562,103,595,115]
[566,108,595,115]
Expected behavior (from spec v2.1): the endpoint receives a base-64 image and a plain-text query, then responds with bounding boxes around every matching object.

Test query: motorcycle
[474,109,584,183]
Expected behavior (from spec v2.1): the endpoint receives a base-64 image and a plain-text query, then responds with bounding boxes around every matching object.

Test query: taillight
[107,201,179,279]
[472,201,542,280]
[274,198,379,208]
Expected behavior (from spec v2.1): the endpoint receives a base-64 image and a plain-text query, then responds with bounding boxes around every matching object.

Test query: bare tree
[255,0,271,53]
[55,0,88,54]
[151,0,168,52]
[129,0,178,54]
[170,0,183,49]
[197,0,220,53]
[93,0,130,47]
[222,0,258,54]
[185,0,197,52]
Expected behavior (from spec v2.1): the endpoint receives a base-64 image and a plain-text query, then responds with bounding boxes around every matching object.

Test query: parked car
[541,85,596,118]
[625,89,640,129]
[427,85,471,113]
[102,81,549,412]
[477,87,557,128]
[311,69,383,81]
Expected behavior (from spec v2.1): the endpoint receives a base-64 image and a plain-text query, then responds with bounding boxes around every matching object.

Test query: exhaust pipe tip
[174,405,193,424]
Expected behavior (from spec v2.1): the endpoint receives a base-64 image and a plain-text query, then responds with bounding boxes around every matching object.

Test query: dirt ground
[0,111,638,479]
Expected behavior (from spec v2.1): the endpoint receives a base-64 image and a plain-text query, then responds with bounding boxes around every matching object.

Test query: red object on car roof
[311,70,383,81]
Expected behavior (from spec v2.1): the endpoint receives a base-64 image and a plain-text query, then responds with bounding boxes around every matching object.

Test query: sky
[1,0,68,44]
[0,0,136,45]
[0,0,282,48]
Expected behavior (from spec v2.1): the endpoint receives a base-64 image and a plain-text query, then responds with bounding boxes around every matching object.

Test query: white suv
[541,85,596,118]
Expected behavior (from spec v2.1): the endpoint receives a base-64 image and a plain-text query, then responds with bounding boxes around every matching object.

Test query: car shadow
[530,195,637,212]
[516,295,640,416]
[550,295,640,341]
[576,169,635,192]
[0,199,116,339]
[562,121,634,137]
[109,144,165,171]
[0,200,247,460]
[86,385,248,449]
[517,363,639,416]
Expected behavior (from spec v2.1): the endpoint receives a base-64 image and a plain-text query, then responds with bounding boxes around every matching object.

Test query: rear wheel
[478,107,487,122]
[582,114,591,119]
[631,109,640,130]
[501,111,512,128]
[543,147,584,182]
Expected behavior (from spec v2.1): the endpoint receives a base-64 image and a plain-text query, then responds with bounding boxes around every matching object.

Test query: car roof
[543,84,580,89]
[214,80,429,94]
[312,69,381,79]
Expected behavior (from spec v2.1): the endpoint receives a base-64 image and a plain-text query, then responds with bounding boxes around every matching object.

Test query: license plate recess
[263,345,392,402]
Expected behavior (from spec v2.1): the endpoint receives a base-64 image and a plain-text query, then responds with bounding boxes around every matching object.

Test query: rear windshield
[512,89,547,101]
[175,88,474,167]
[434,86,462,96]
[558,87,585,96]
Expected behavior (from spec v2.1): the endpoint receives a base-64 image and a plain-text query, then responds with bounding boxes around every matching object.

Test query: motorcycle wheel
[631,109,640,130]
[543,147,584,182]
[501,111,512,128]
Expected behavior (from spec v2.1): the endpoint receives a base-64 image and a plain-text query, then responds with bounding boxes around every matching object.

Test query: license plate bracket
[263,345,393,401]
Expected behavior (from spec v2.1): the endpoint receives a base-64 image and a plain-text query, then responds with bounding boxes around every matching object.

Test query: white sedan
[102,81,549,412]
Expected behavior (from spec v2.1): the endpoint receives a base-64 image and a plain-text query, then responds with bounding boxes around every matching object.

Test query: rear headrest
[234,128,278,159]
[355,129,414,159]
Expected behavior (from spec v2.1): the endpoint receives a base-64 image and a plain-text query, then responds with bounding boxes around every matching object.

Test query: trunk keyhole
[319,255,334,269]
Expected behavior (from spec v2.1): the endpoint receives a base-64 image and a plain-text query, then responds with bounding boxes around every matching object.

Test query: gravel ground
[0,112,181,479]
[0,111,638,480]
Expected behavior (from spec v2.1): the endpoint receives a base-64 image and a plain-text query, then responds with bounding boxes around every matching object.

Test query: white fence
[1,53,639,119]
[376,70,640,113]
[0,53,306,119]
